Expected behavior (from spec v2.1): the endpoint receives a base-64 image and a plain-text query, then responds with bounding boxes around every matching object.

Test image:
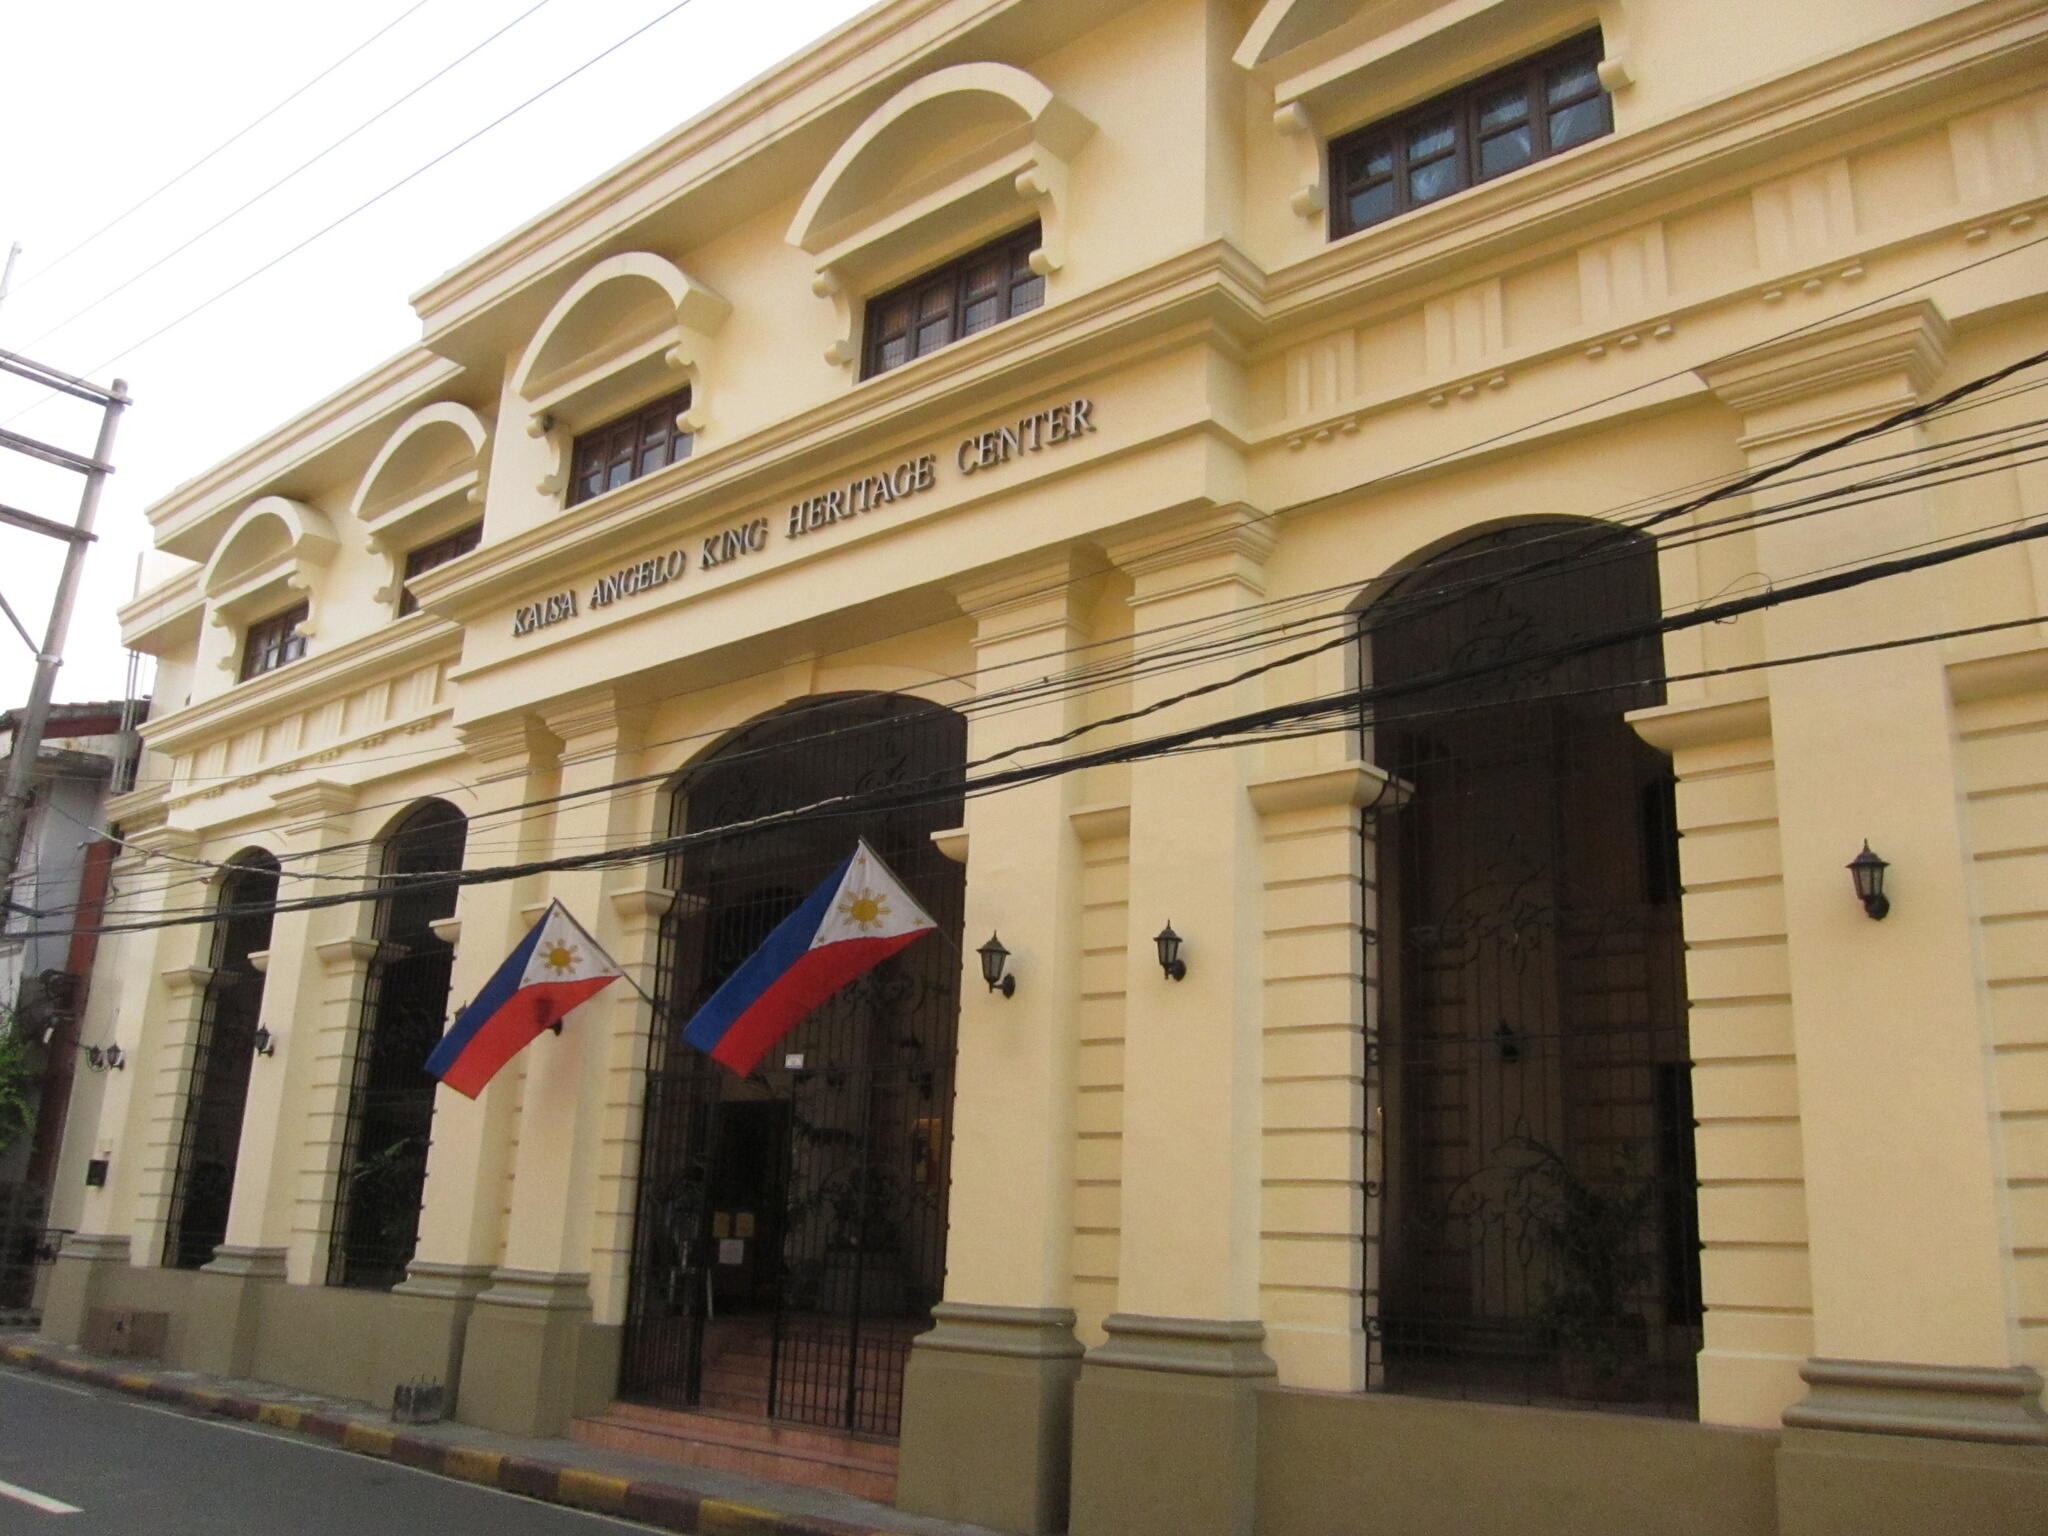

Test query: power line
[80,415,2048,913]
[6,0,437,300]
[20,0,705,384]
[19,0,561,353]
[44,510,2048,941]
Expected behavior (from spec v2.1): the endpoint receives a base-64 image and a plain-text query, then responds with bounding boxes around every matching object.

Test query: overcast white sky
[0,0,877,710]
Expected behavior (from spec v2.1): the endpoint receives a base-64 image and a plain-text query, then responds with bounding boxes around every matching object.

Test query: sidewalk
[0,1331,1004,1536]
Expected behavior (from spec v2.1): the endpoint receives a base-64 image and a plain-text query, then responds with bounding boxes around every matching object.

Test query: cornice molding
[1248,761,1408,817]
[314,936,380,973]
[412,240,1267,623]
[1628,692,1774,754]
[145,349,464,562]
[142,614,461,761]
[455,713,561,768]
[1696,298,1951,417]
[409,0,1152,346]
[1261,0,2048,330]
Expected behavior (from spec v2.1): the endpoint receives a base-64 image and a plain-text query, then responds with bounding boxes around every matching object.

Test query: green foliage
[0,1010,40,1153]
[1502,1134,1658,1362]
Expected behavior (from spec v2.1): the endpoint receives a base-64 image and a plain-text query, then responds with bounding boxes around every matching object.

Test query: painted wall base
[187,1246,286,1378]
[455,1268,618,1437]
[1776,1427,2048,1536]
[897,1302,1084,1534]
[39,1233,132,1346]
[1783,1357,2048,1444]
[1068,1315,1275,1536]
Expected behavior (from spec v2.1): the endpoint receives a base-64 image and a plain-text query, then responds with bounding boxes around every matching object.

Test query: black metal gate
[1362,523,1702,1414]
[164,854,280,1271]
[329,801,466,1289]
[621,694,965,1437]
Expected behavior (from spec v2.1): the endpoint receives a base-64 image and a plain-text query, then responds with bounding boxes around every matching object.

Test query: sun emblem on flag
[838,887,891,932]
[543,941,584,975]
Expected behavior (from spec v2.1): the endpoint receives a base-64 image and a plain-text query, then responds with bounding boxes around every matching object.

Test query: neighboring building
[37,2,2048,1533]
[0,699,143,1303]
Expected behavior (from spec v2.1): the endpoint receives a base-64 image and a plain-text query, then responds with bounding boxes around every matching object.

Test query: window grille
[238,603,308,681]
[396,522,482,615]
[861,225,1044,380]
[329,801,465,1289]
[1331,33,1611,238]
[567,389,693,507]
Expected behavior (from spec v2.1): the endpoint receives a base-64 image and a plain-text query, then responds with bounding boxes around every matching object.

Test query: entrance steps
[569,1403,898,1503]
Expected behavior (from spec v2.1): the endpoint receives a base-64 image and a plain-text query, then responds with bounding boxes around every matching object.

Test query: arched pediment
[1234,0,1365,69]
[789,63,1091,255]
[512,251,730,422]
[351,403,488,530]
[788,63,1093,370]
[202,496,338,601]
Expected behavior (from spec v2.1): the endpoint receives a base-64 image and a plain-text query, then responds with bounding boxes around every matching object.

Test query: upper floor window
[567,388,693,507]
[396,522,482,616]
[1330,33,1610,238]
[862,224,1045,380]
[239,602,308,681]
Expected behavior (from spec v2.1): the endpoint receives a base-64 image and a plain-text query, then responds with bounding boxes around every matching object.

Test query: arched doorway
[622,693,967,1438]
[1361,522,1702,1412]
[329,799,466,1289]
[165,850,279,1269]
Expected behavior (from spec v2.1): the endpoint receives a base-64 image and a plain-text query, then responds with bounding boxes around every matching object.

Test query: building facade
[38,1,2048,1532]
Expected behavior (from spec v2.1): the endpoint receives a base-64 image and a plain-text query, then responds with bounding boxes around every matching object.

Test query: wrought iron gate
[621,695,965,1437]
[164,855,280,1271]
[1361,524,1703,1414]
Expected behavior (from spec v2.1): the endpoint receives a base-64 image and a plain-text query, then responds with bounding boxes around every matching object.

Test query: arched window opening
[623,694,966,1440]
[329,800,467,1289]
[1360,522,1701,1415]
[165,852,280,1270]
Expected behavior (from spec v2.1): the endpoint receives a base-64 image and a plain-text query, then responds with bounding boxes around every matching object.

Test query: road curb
[0,1339,899,1536]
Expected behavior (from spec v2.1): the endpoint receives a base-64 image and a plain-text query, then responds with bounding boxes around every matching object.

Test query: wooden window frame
[396,521,482,616]
[860,224,1046,381]
[1329,32,1611,239]
[566,388,693,508]
[238,602,308,682]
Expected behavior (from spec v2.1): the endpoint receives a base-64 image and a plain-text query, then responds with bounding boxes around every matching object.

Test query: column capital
[542,688,653,757]
[456,712,561,769]
[268,778,356,847]
[1697,298,1950,442]
[953,552,1098,642]
[1103,505,1276,605]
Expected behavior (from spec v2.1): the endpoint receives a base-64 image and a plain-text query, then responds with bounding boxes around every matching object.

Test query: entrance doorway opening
[621,693,966,1439]
[1360,521,1702,1415]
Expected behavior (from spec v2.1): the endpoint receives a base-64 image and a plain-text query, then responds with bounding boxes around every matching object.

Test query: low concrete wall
[63,1262,202,1367]
[1255,1389,1779,1536]
[252,1282,402,1407]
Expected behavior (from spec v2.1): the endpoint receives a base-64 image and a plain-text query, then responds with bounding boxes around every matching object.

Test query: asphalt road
[0,1365,654,1534]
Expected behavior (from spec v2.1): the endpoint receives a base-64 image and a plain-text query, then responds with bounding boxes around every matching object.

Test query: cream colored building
[38,1,2048,1532]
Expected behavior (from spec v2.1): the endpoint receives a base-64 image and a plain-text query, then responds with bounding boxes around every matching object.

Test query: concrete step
[572,1403,897,1503]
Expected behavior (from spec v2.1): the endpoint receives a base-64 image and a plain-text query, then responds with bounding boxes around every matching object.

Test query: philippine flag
[426,902,624,1098]
[683,839,936,1076]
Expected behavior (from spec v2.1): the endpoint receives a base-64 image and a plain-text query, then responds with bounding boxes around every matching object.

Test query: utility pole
[0,347,129,914]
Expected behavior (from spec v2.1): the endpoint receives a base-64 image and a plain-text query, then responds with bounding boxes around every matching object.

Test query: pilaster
[456,1267,617,1436]
[899,556,1094,1533]
[224,779,360,1278]
[1698,300,2040,1440]
[408,714,560,1284]
[1066,509,1277,1536]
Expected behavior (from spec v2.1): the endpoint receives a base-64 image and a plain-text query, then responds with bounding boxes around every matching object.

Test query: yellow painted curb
[557,1468,631,1513]
[698,1498,782,1536]
[116,1373,155,1392]
[185,1390,225,1410]
[255,1403,303,1430]
[443,1446,504,1485]
[342,1422,396,1456]
[2,1344,30,1363]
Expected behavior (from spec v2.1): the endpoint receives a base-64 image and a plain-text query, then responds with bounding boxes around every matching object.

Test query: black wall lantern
[252,1026,276,1057]
[1154,923,1187,981]
[84,1043,124,1072]
[1848,841,1890,920]
[977,933,1016,998]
